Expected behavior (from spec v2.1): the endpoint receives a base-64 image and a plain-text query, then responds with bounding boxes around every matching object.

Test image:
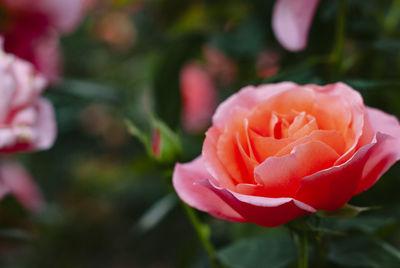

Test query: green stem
[182,203,220,268]
[297,231,308,268]
[330,0,347,76]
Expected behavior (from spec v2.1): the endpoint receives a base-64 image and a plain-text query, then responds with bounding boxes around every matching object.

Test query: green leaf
[51,78,119,102]
[328,236,400,268]
[135,193,178,234]
[316,204,377,218]
[218,233,296,268]
[322,216,395,234]
[150,117,182,163]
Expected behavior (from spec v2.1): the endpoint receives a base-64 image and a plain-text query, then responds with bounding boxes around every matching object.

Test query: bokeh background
[1,0,400,267]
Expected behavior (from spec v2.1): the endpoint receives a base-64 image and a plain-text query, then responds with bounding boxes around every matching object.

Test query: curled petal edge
[172,157,245,222]
[197,179,316,227]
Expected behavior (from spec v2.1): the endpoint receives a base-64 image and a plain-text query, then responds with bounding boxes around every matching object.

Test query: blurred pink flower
[180,63,217,133]
[0,0,86,80]
[0,43,57,153]
[203,46,237,86]
[272,0,319,52]
[0,161,44,212]
[256,49,281,78]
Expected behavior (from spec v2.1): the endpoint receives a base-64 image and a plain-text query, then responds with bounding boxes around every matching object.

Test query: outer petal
[172,157,245,222]
[33,98,57,150]
[198,179,316,227]
[295,133,400,210]
[355,108,400,193]
[203,127,236,189]
[272,0,320,52]
[212,82,296,130]
[366,107,400,139]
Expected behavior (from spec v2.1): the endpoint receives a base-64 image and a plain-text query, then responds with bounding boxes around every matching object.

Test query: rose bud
[173,82,400,227]
[0,43,56,153]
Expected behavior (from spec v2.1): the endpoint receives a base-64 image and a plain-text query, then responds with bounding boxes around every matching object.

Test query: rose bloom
[0,0,86,80]
[180,63,217,133]
[173,82,400,227]
[0,43,56,153]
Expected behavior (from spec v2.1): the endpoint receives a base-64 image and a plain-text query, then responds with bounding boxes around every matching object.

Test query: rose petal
[172,157,245,222]
[33,98,57,150]
[272,0,320,52]
[357,133,400,193]
[199,179,316,227]
[354,108,400,193]
[212,82,296,130]
[275,130,345,157]
[236,133,258,179]
[0,162,45,212]
[0,99,56,153]
[203,127,236,189]
[312,83,365,163]
[254,141,339,197]
[9,56,47,109]
[217,108,253,184]
[248,129,294,161]
[295,133,400,210]
[366,107,400,139]
[248,87,316,136]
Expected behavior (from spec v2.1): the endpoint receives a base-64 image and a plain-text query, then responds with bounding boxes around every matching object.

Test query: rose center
[269,110,317,140]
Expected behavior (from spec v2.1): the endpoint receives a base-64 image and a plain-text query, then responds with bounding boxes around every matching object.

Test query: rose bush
[173,82,400,227]
[0,42,56,153]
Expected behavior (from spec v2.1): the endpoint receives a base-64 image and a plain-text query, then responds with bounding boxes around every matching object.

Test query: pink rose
[0,161,44,212]
[180,63,217,133]
[272,0,320,52]
[0,44,56,153]
[173,82,400,227]
[0,0,86,80]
